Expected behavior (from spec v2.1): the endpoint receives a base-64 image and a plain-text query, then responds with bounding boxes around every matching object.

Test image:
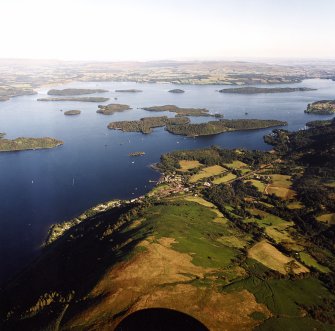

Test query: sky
[0,0,334,61]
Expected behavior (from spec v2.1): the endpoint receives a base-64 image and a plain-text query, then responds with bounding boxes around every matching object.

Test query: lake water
[0,79,334,284]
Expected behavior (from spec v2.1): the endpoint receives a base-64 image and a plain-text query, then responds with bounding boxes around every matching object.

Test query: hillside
[1,121,335,330]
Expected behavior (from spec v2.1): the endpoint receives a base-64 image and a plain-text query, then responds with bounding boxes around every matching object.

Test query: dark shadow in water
[115,308,209,331]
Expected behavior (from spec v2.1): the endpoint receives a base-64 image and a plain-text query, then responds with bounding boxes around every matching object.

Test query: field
[189,165,225,183]
[247,208,289,227]
[246,179,266,192]
[287,201,304,209]
[324,181,335,188]
[245,208,296,245]
[248,240,308,274]
[265,226,295,244]
[212,173,237,184]
[143,200,241,268]
[183,195,228,223]
[226,275,333,317]
[299,252,331,273]
[224,160,248,169]
[266,174,296,199]
[316,213,335,225]
[178,160,202,171]
[270,174,292,187]
[256,317,333,331]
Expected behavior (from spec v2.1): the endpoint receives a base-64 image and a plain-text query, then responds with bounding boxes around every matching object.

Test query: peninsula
[0,137,63,152]
[0,85,37,101]
[64,110,81,116]
[166,119,287,136]
[47,88,108,96]
[143,105,222,117]
[0,86,37,101]
[108,116,190,134]
[97,103,131,115]
[305,100,335,115]
[219,87,316,94]
[37,97,109,102]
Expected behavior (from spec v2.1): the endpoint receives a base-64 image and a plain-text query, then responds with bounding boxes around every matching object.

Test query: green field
[189,165,225,183]
[212,173,237,184]
[224,160,249,169]
[267,174,296,199]
[255,317,335,331]
[143,200,242,268]
[246,179,266,192]
[246,208,289,227]
[269,174,292,188]
[225,276,334,317]
[299,252,331,273]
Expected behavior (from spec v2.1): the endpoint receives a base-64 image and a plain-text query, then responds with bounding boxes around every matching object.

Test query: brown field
[287,201,304,209]
[270,174,292,187]
[248,240,309,274]
[266,186,296,199]
[189,165,225,183]
[224,160,248,169]
[265,174,296,199]
[265,226,295,244]
[179,160,202,171]
[316,213,335,225]
[65,237,271,331]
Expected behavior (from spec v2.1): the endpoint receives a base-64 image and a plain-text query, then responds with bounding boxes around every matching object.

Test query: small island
[166,119,287,137]
[305,100,335,115]
[128,151,146,157]
[0,137,63,152]
[169,89,185,93]
[143,105,222,117]
[47,88,108,96]
[108,116,190,134]
[64,110,81,116]
[219,87,316,94]
[38,97,109,102]
[97,103,131,115]
[115,89,142,93]
[0,132,5,139]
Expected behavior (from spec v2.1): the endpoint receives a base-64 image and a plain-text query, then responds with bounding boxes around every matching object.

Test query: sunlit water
[0,79,334,284]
